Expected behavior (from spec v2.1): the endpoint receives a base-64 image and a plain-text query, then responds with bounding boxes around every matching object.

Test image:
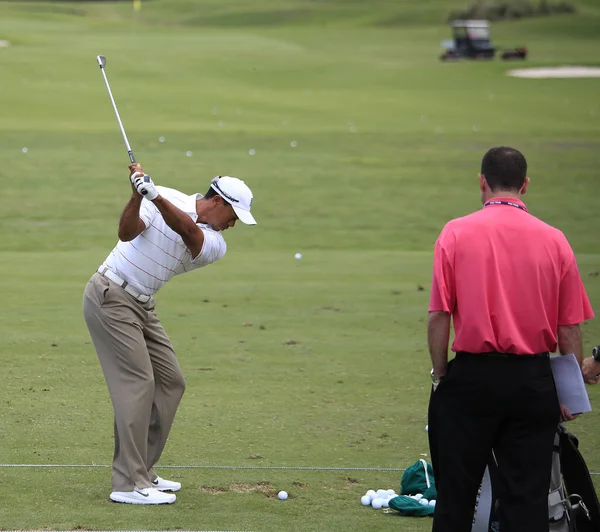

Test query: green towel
[388,495,435,517]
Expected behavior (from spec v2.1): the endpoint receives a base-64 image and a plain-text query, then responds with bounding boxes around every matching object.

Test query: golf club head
[96,55,106,69]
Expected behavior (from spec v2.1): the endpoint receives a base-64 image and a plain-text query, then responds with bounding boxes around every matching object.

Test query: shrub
[448,0,576,22]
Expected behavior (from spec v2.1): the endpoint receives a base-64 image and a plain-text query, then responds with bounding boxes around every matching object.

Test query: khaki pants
[83,273,185,492]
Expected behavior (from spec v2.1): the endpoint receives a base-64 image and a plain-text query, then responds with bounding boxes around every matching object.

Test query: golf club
[96,55,136,164]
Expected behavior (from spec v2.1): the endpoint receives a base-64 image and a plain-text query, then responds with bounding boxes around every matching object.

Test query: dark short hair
[481,146,527,192]
[204,186,218,199]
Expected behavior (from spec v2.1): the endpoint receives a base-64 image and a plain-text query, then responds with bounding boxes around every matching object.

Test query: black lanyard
[483,200,527,212]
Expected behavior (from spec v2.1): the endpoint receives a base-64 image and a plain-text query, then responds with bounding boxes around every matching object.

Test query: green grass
[0,1,599,530]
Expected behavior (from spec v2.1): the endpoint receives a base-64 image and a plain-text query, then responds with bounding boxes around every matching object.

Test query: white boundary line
[0,464,405,471]
[1,463,598,474]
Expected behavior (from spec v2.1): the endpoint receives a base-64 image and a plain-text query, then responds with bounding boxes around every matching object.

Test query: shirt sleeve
[558,245,595,325]
[139,198,158,229]
[428,226,456,313]
[191,228,227,266]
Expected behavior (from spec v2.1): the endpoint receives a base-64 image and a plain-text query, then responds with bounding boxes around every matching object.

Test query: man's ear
[478,173,487,192]
[520,177,530,195]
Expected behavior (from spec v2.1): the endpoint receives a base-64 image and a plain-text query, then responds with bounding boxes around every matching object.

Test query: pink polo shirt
[429,197,594,354]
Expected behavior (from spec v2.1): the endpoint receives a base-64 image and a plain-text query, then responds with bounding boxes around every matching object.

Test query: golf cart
[440,20,527,61]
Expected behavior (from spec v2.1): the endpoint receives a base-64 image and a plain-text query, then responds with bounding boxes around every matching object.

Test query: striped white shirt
[101,186,227,295]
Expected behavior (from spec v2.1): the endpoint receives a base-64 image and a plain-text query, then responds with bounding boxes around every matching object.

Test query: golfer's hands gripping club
[129,163,158,201]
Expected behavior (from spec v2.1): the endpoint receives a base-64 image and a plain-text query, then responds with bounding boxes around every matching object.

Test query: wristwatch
[431,369,442,386]
[593,346,600,362]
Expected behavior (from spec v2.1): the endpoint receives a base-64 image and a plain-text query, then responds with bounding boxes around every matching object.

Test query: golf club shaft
[97,58,136,164]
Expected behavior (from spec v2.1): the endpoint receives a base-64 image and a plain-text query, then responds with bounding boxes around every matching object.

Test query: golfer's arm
[558,324,583,366]
[118,194,146,241]
[428,311,451,377]
[152,195,204,258]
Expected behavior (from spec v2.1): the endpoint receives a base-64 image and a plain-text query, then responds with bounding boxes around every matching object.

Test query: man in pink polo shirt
[427,146,594,532]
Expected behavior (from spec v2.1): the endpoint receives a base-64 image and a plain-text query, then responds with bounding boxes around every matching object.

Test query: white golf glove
[130,171,158,201]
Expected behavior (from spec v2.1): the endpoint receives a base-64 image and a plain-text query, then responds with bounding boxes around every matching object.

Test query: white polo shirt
[101,186,227,296]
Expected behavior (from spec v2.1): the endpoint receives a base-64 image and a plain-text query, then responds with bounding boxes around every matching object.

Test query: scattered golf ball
[185,151,193,157]
[158,136,166,143]
[290,140,297,148]
[420,498,429,506]
[371,498,383,509]
[277,490,288,500]
[366,489,376,501]
[22,147,28,153]
[376,489,388,499]
[386,489,396,496]
[425,424,429,432]
[218,120,224,127]
[212,107,218,115]
[360,495,371,506]
[429,499,436,507]
[414,493,423,500]
[249,149,256,156]
[294,253,302,260]
[382,498,390,508]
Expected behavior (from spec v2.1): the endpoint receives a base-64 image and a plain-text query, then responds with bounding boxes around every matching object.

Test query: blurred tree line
[449,0,576,21]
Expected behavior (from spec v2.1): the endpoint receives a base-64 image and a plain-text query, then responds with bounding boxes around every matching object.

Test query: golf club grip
[128,151,136,164]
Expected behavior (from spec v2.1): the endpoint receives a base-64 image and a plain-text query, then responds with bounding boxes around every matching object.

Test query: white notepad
[550,353,592,415]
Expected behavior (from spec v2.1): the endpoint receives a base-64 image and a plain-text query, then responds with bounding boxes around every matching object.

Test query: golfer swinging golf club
[83,165,256,504]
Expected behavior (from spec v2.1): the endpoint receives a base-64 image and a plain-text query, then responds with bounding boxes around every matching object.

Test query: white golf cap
[210,176,256,225]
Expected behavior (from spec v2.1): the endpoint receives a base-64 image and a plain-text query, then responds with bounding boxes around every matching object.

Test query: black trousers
[428,352,561,532]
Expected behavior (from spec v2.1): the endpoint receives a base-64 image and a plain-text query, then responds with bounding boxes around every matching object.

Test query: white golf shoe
[110,487,176,505]
[151,476,182,492]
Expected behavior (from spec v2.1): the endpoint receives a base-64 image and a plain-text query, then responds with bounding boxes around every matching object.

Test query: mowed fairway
[0,1,599,531]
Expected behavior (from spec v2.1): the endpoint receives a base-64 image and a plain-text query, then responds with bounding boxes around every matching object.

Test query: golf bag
[472,425,600,532]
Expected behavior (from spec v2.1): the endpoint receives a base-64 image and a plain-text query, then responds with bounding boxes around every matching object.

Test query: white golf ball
[22,147,28,153]
[376,489,388,499]
[290,140,297,148]
[414,493,423,500]
[425,425,429,432]
[185,151,193,157]
[294,253,302,260]
[366,489,376,501]
[428,499,436,507]
[277,490,288,500]
[371,498,383,509]
[249,149,256,156]
[382,498,390,508]
[158,136,166,143]
[360,495,371,506]
[386,489,396,497]
[420,498,429,506]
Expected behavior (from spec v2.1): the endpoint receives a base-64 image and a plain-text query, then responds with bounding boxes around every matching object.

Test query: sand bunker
[508,66,600,78]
